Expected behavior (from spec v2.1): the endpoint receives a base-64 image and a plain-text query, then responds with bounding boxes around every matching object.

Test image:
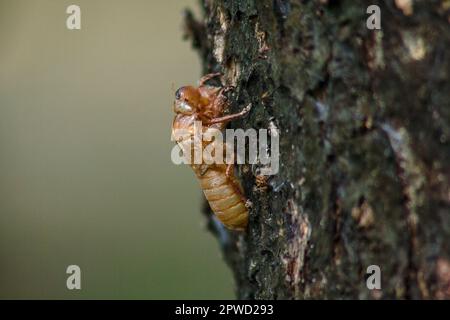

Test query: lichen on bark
[184,0,450,299]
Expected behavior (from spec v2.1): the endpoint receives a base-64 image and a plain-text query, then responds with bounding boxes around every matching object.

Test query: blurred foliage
[0,0,233,299]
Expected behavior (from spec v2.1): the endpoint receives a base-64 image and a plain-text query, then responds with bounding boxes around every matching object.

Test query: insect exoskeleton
[197,164,248,230]
[172,73,251,231]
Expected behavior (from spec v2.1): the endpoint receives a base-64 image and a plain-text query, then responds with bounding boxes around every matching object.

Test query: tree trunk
[184,0,450,299]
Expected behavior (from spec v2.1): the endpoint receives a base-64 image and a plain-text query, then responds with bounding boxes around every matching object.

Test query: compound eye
[174,100,193,114]
[175,87,183,100]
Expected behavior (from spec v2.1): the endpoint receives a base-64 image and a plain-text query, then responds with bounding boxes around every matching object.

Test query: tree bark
[184,0,450,299]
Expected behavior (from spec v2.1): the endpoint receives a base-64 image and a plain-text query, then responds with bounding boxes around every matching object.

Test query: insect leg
[226,165,247,203]
[199,72,222,86]
[219,85,235,95]
[223,144,247,202]
[205,103,252,125]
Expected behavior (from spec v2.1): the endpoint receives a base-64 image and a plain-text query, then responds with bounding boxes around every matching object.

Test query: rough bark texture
[184,0,450,299]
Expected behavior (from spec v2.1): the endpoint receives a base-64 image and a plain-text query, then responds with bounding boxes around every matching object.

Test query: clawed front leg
[220,85,235,95]
[199,73,222,86]
[205,103,252,125]
[225,163,246,200]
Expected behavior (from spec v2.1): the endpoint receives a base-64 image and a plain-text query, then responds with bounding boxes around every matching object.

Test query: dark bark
[184,0,450,299]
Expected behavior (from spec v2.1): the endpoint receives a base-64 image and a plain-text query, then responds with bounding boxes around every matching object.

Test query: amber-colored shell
[172,74,249,231]
[196,164,248,231]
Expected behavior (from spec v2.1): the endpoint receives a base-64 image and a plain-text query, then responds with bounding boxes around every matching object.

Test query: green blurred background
[0,0,234,299]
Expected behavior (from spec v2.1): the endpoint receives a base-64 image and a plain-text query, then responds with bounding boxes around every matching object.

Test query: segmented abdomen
[196,166,248,231]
